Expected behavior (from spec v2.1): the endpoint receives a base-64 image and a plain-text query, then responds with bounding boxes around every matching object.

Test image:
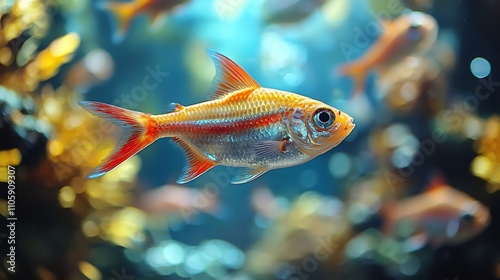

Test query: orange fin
[338,62,366,97]
[403,232,428,252]
[425,173,448,193]
[207,50,260,100]
[172,137,217,184]
[79,101,157,178]
[98,1,136,43]
[167,102,185,113]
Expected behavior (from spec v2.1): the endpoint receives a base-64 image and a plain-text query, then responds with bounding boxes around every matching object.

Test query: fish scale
[79,50,355,184]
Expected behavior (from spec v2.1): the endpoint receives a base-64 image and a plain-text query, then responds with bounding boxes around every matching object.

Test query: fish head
[447,200,491,244]
[399,11,438,54]
[287,101,355,156]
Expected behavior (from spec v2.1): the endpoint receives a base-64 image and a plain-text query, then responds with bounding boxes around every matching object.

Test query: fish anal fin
[230,167,268,184]
[207,50,260,100]
[172,137,217,184]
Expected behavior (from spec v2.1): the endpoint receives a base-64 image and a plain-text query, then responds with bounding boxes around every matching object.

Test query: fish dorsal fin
[425,174,448,193]
[172,137,217,184]
[207,50,260,100]
[167,102,184,113]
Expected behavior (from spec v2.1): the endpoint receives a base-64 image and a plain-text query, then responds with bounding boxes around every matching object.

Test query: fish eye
[313,108,335,129]
[409,21,423,29]
[408,12,425,29]
[460,212,475,223]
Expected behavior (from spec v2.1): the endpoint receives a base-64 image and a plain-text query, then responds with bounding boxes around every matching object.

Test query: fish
[382,176,490,250]
[79,50,355,184]
[136,184,217,215]
[339,11,438,96]
[99,0,190,43]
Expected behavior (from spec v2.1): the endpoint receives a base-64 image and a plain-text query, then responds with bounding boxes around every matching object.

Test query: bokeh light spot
[470,57,491,78]
[329,152,351,178]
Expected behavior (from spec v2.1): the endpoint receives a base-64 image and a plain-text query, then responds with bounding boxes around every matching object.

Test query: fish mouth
[343,118,355,131]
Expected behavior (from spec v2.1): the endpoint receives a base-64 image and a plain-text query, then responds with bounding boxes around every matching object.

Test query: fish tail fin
[79,101,159,178]
[338,62,367,97]
[98,1,136,43]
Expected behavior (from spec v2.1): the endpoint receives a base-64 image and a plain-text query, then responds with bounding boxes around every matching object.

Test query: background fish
[339,11,438,96]
[136,184,218,215]
[381,176,491,250]
[99,0,190,43]
[80,50,355,184]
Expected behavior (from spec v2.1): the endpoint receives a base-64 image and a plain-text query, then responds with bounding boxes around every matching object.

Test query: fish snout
[344,117,355,131]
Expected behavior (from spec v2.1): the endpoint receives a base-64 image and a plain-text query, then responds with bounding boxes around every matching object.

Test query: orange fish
[339,11,438,96]
[136,184,217,215]
[382,176,490,249]
[79,50,355,184]
[99,0,190,42]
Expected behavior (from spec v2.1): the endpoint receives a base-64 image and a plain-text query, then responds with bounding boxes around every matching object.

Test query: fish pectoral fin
[403,232,428,252]
[206,50,260,100]
[252,139,291,158]
[172,137,217,184]
[230,167,268,184]
[446,218,460,238]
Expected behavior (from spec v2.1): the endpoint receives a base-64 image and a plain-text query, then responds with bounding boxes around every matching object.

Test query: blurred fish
[262,0,326,24]
[136,184,217,215]
[99,0,190,43]
[80,50,355,184]
[339,12,438,96]
[382,176,490,250]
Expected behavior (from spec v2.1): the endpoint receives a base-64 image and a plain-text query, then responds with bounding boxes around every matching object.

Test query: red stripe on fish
[167,112,285,135]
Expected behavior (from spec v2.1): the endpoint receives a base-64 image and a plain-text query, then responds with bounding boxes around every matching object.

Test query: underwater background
[1,0,500,279]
